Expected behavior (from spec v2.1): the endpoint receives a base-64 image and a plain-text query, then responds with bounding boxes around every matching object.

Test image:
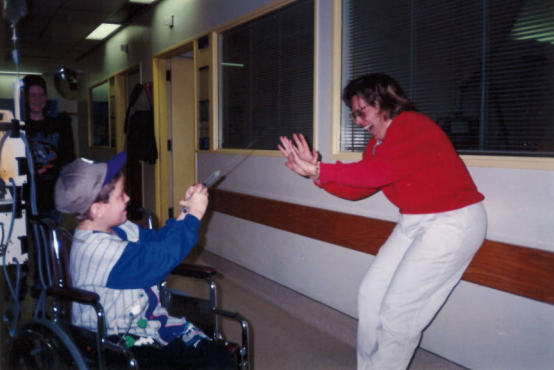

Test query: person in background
[278,73,487,370]
[23,74,76,222]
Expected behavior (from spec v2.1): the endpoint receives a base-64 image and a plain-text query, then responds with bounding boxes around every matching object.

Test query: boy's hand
[178,183,209,220]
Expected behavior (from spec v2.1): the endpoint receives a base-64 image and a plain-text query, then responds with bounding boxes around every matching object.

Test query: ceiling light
[0,71,42,75]
[86,23,121,40]
[129,0,156,3]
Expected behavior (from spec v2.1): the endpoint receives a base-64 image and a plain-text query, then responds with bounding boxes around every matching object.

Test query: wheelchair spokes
[7,320,88,370]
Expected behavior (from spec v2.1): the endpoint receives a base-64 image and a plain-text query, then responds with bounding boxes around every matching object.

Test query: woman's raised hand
[278,134,319,180]
[291,134,318,164]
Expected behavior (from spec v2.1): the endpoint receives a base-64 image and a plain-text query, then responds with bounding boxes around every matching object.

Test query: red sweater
[318,111,484,214]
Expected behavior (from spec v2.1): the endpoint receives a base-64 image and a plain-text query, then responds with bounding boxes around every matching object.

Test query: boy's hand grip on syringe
[177,183,208,221]
[176,170,220,220]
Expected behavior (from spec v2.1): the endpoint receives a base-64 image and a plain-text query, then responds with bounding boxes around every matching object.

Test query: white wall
[79,1,554,369]
[0,75,20,99]
[198,157,554,370]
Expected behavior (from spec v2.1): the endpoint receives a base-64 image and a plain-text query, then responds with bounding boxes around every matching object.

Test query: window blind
[341,0,554,157]
[219,0,315,150]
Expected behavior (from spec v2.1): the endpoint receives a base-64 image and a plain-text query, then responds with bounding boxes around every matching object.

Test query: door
[169,55,195,215]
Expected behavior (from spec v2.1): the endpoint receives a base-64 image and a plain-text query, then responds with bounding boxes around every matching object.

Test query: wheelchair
[5,213,250,369]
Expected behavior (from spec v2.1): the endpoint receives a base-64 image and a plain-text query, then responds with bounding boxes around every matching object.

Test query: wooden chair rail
[209,189,554,305]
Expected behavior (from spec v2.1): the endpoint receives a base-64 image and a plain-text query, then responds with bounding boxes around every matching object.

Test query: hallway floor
[168,251,470,370]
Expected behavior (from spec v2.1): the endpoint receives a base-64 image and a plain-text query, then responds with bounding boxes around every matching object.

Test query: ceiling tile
[0,0,150,74]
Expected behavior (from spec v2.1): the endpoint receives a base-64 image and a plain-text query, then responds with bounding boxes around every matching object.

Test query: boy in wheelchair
[53,151,236,369]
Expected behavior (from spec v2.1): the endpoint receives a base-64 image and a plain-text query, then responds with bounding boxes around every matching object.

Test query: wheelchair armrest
[171,263,217,279]
[46,286,110,368]
[213,308,250,366]
[47,286,100,306]
[46,286,106,336]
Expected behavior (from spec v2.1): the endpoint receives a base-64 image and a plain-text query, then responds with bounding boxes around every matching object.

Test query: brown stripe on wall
[209,189,554,305]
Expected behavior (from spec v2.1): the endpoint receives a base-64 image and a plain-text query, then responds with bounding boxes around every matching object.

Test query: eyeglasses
[350,105,370,120]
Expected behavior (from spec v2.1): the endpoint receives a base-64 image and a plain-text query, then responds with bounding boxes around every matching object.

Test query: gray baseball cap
[54,151,127,214]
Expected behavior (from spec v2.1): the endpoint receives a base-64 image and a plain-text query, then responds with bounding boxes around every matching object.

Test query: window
[341,0,554,157]
[219,0,315,150]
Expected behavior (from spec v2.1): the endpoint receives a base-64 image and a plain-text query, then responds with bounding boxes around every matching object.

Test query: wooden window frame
[330,0,554,171]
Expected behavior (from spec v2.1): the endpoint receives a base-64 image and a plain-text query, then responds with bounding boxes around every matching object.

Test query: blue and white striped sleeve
[106,215,201,289]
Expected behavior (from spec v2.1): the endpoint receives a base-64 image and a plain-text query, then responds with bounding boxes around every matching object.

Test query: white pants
[357,202,487,370]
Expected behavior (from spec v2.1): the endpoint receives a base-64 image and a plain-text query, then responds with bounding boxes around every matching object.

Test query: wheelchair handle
[172,263,217,279]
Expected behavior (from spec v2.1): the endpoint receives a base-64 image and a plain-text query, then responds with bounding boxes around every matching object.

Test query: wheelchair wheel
[7,319,88,370]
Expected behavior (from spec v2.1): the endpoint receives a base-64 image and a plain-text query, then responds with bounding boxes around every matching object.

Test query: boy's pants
[106,336,236,370]
[357,202,487,370]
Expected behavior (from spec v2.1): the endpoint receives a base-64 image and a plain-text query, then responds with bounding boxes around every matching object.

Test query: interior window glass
[341,0,554,157]
[219,0,315,150]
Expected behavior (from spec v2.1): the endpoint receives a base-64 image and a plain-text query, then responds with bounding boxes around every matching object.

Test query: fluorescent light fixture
[0,71,42,75]
[129,0,156,3]
[86,23,121,40]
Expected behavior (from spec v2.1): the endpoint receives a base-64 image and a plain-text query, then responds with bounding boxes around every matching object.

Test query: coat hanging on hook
[124,83,157,165]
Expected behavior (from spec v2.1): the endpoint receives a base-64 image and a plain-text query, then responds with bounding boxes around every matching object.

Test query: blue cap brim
[103,151,127,186]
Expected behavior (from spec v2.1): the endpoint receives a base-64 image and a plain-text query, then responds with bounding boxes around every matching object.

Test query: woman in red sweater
[279,73,487,370]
